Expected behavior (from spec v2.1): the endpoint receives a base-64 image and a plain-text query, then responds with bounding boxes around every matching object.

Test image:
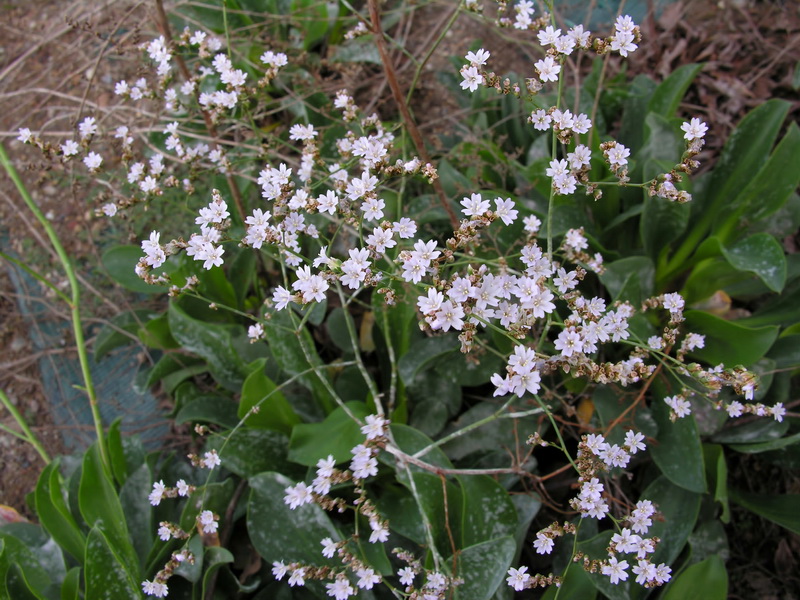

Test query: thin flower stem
[0,142,109,473]
[554,518,582,600]
[379,303,399,413]
[536,396,579,473]
[0,251,71,304]
[367,0,459,230]
[154,0,246,223]
[411,396,521,460]
[405,1,462,105]
[0,389,50,464]
[401,462,444,571]
[336,284,383,415]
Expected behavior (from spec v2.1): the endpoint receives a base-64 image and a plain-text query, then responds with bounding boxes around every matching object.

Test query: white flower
[176,479,190,496]
[533,533,554,554]
[284,482,313,509]
[465,48,490,66]
[289,124,318,141]
[398,567,415,586]
[494,197,518,225]
[321,536,337,558]
[17,128,33,143]
[535,56,561,82]
[78,117,97,140]
[83,152,103,171]
[326,576,354,599]
[461,192,490,217]
[662,292,684,313]
[356,567,380,590]
[602,556,629,585]
[61,140,79,157]
[460,65,483,92]
[149,480,165,506]
[202,449,221,469]
[288,567,306,587]
[681,117,708,141]
[272,561,288,580]
[664,395,692,418]
[198,510,218,534]
[361,414,387,440]
[142,580,168,597]
[506,565,531,590]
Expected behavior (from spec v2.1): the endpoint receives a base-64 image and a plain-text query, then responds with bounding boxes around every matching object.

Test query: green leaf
[641,193,691,261]
[207,428,294,479]
[84,527,141,598]
[373,286,418,359]
[458,476,518,548]
[248,472,340,565]
[175,394,240,429]
[288,401,370,466]
[238,359,300,433]
[729,431,800,455]
[398,335,459,385]
[542,561,596,600]
[262,309,332,413]
[702,99,791,217]
[683,310,779,366]
[717,122,800,237]
[702,444,730,523]
[682,257,750,304]
[60,567,80,600]
[719,233,787,292]
[599,256,655,305]
[711,418,788,444]
[35,462,86,564]
[393,470,462,553]
[4,562,41,600]
[145,353,206,390]
[767,335,800,369]
[407,367,462,438]
[662,555,728,600]
[648,63,704,118]
[452,537,516,600]
[78,443,138,574]
[201,547,234,598]
[101,245,169,294]
[168,301,249,390]
[0,534,51,598]
[137,314,179,349]
[738,277,800,327]
[650,390,707,493]
[642,476,702,566]
[94,309,154,361]
[290,0,332,50]
[119,463,153,567]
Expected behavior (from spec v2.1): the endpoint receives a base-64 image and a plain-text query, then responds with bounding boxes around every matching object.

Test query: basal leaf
[78,443,138,574]
[248,472,340,565]
[238,358,301,433]
[662,555,728,600]
[458,476,518,548]
[168,301,249,391]
[101,245,169,294]
[720,233,786,293]
[84,527,140,599]
[452,537,516,600]
[683,310,778,366]
[650,387,707,494]
[288,401,370,466]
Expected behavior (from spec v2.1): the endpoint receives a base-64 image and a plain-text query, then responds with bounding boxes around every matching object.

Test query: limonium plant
[13,0,791,598]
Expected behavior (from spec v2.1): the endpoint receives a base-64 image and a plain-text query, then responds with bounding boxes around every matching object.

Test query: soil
[0,0,798,594]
